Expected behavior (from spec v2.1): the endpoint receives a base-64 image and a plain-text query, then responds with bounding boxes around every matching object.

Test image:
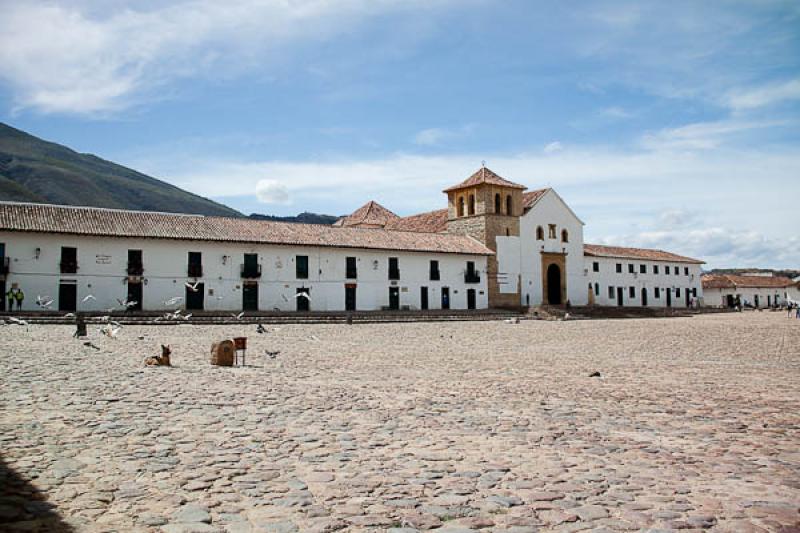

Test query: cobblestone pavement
[1,312,799,532]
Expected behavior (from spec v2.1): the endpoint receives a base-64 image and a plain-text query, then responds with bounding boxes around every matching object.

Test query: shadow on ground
[0,454,74,532]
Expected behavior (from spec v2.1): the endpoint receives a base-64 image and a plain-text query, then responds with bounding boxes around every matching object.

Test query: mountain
[0,122,241,217]
[248,212,340,225]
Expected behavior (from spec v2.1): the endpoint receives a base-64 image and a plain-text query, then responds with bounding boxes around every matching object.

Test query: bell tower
[444,166,525,309]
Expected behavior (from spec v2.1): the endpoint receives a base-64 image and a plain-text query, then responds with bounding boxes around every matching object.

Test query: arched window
[536,226,544,240]
[561,228,569,243]
[494,193,501,213]
[457,196,465,217]
[468,194,475,215]
[506,195,512,216]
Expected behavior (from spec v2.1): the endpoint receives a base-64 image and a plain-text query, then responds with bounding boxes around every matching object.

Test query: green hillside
[0,122,241,217]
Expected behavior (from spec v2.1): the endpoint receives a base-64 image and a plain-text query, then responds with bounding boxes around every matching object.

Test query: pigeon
[99,323,121,338]
[82,294,96,303]
[164,296,183,306]
[182,313,192,320]
[83,341,100,350]
[116,298,138,309]
[294,292,311,301]
[265,350,280,359]
[185,281,200,292]
[63,312,76,319]
[256,324,266,334]
[281,294,289,303]
[232,312,245,320]
[8,317,28,326]
[36,295,54,309]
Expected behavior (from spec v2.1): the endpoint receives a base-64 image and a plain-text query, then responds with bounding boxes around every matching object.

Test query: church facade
[337,166,705,309]
[0,166,704,313]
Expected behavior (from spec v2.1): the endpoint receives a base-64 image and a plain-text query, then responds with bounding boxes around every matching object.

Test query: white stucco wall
[518,190,587,306]
[585,257,703,308]
[703,286,796,308]
[0,232,489,312]
[495,236,520,294]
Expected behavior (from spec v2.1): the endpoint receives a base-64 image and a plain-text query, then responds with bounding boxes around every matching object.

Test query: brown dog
[144,345,171,366]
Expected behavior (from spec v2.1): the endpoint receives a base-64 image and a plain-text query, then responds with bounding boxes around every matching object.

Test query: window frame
[296,255,309,279]
[388,257,400,280]
[345,256,357,279]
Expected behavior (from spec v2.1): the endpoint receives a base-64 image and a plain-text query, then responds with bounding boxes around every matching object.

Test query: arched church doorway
[546,263,562,305]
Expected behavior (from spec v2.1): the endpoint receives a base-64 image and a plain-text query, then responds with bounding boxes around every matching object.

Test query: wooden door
[389,287,400,310]
[242,283,259,311]
[59,282,77,312]
[186,283,205,310]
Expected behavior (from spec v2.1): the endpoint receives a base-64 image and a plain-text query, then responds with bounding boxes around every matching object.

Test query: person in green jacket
[14,288,24,311]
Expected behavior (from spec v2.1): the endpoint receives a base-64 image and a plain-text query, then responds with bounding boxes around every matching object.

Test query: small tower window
[468,194,475,215]
[561,229,569,243]
[457,196,465,217]
[536,226,544,240]
[548,224,557,239]
[506,195,512,215]
[494,193,501,213]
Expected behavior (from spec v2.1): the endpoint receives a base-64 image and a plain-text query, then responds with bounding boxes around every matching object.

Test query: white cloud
[725,79,800,111]
[656,208,701,229]
[597,228,800,270]
[255,180,290,205]
[0,0,454,115]
[126,136,800,267]
[543,141,564,154]
[639,119,784,151]
[413,124,475,146]
[599,106,634,119]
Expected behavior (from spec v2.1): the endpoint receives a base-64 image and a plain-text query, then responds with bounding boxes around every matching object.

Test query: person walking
[5,287,13,311]
[14,287,24,311]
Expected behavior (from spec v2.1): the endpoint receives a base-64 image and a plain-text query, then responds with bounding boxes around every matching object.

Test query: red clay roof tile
[443,166,526,192]
[333,200,399,228]
[0,202,493,256]
[385,209,449,233]
[702,274,795,289]
[584,243,704,264]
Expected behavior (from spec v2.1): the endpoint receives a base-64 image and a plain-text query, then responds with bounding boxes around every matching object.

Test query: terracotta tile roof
[522,188,550,211]
[0,202,493,256]
[702,274,795,289]
[443,166,527,192]
[584,243,704,264]
[385,209,449,233]
[333,200,399,228]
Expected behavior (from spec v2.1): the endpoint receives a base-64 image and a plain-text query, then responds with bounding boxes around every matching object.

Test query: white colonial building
[0,203,490,313]
[0,166,706,313]
[702,273,800,308]
[584,245,704,308]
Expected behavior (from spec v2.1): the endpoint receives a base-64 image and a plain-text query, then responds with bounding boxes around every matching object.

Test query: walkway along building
[0,166,704,312]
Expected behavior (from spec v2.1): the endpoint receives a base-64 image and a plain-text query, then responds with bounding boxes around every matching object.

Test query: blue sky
[1,0,799,268]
